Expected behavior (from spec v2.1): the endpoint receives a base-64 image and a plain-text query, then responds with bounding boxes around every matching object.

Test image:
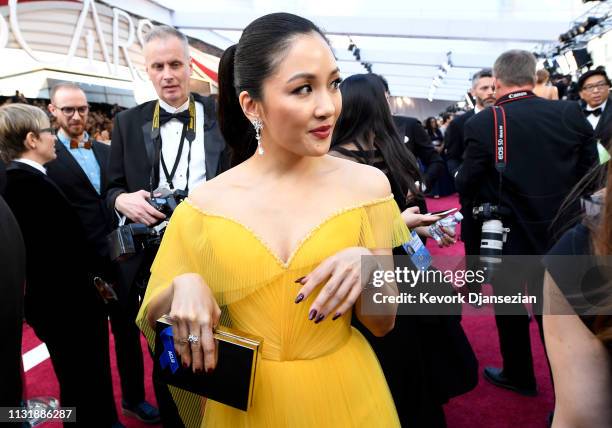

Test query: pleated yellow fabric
[136,195,410,428]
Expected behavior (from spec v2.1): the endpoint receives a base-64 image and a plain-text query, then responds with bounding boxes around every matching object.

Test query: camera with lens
[107,188,187,262]
[149,188,188,217]
[473,203,511,268]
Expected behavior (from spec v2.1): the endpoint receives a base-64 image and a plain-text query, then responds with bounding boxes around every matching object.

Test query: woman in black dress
[543,163,612,427]
[330,74,477,428]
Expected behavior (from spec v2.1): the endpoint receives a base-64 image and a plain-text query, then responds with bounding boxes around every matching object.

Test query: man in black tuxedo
[446,69,496,259]
[106,25,227,428]
[445,69,496,175]
[45,83,159,424]
[456,50,597,395]
[0,160,26,408]
[578,68,612,148]
[378,75,444,193]
[0,103,118,427]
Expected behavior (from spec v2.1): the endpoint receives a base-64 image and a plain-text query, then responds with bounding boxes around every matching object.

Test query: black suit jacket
[444,109,475,164]
[106,93,229,295]
[582,99,612,147]
[46,140,113,277]
[392,115,444,188]
[106,93,229,213]
[456,93,597,254]
[3,162,104,330]
[0,191,25,407]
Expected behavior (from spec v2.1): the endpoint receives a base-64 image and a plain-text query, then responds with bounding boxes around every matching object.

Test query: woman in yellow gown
[137,12,410,427]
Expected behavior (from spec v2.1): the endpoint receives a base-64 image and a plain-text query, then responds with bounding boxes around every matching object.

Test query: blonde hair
[0,104,49,162]
[536,69,550,85]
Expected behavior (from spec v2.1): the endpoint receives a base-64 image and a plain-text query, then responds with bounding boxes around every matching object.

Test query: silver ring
[187,334,200,345]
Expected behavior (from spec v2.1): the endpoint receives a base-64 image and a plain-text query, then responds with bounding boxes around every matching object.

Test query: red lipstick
[309,125,332,140]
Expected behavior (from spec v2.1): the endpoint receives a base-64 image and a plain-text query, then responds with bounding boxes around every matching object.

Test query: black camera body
[149,189,188,217]
[107,189,187,262]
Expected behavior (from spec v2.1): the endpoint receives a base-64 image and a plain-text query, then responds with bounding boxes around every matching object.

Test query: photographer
[105,25,227,427]
[455,50,597,397]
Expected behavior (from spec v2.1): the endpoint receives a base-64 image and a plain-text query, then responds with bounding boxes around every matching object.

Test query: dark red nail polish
[308,309,317,320]
[294,276,306,283]
[206,368,214,374]
[332,312,341,321]
[315,314,325,324]
[295,293,304,304]
[183,362,188,368]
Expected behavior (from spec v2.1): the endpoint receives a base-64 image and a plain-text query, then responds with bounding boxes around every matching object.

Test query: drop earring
[253,118,264,155]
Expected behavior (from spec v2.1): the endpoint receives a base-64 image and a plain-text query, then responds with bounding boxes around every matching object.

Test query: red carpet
[21,194,553,427]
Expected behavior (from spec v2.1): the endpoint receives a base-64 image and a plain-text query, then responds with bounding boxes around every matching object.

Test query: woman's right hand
[401,206,442,228]
[168,273,221,373]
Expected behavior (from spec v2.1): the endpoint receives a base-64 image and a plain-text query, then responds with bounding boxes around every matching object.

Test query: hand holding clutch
[167,273,222,373]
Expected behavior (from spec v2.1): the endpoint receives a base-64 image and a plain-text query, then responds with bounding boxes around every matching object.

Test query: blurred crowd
[0,90,123,144]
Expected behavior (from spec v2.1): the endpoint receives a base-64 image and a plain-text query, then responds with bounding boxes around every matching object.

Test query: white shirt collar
[158,97,190,114]
[587,100,607,111]
[14,158,47,174]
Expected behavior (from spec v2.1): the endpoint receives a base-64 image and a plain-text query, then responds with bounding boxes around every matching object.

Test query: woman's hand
[168,273,221,373]
[415,225,456,247]
[401,206,442,228]
[294,247,375,323]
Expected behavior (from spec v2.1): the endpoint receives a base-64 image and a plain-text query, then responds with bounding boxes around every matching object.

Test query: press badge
[402,231,432,271]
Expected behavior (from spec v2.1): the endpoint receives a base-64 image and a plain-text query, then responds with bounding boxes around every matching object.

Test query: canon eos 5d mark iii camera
[107,187,187,262]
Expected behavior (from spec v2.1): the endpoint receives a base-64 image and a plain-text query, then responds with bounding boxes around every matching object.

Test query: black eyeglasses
[54,105,89,116]
[38,127,57,136]
[581,82,610,93]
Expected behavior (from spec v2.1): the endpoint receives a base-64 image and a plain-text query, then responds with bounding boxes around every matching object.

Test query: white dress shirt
[14,158,46,174]
[585,100,606,130]
[158,98,206,192]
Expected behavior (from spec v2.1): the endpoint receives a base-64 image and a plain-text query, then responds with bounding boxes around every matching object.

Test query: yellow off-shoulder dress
[137,195,410,428]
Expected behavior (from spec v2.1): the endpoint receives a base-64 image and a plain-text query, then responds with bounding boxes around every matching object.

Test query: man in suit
[578,68,612,148]
[0,160,26,409]
[456,50,597,395]
[378,74,444,193]
[45,83,159,424]
[447,69,496,259]
[0,103,118,427]
[106,25,227,428]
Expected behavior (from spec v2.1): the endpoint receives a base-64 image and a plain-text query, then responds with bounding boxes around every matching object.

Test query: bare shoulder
[188,165,246,211]
[325,155,392,200]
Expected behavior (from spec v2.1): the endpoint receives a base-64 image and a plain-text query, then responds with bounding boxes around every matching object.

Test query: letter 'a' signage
[0,0,155,81]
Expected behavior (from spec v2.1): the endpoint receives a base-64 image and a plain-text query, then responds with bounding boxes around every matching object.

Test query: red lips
[309,125,332,140]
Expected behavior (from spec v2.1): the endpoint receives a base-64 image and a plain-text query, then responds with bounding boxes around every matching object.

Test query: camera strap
[150,96,197,193]
[492,105,507,208]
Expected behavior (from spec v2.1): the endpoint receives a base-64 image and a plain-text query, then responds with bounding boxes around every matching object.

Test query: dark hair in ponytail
[217,13,328,165]
[331,73,423,199]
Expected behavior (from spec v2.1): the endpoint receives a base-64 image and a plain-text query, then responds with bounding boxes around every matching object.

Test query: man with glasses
[578,68,612,147]
[45,83,159,425]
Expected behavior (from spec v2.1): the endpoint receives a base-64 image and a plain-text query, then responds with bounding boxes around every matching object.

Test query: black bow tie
[159,109,190,125]
[583,107,602,117]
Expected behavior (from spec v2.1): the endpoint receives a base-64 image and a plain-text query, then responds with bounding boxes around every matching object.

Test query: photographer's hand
[115,190,166,225]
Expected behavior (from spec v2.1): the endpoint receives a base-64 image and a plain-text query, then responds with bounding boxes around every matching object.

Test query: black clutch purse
[154,315,263,411]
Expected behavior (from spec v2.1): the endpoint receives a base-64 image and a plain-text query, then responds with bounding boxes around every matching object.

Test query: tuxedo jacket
[0,191,25,407]
[46,140,113,278]
[3,162,104,330]
[443,109,475,164]
[106,93,229,213]
[392,115,443,187]
[456,93,597,255]
[106,93,228,295]
[581,99,612,147]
